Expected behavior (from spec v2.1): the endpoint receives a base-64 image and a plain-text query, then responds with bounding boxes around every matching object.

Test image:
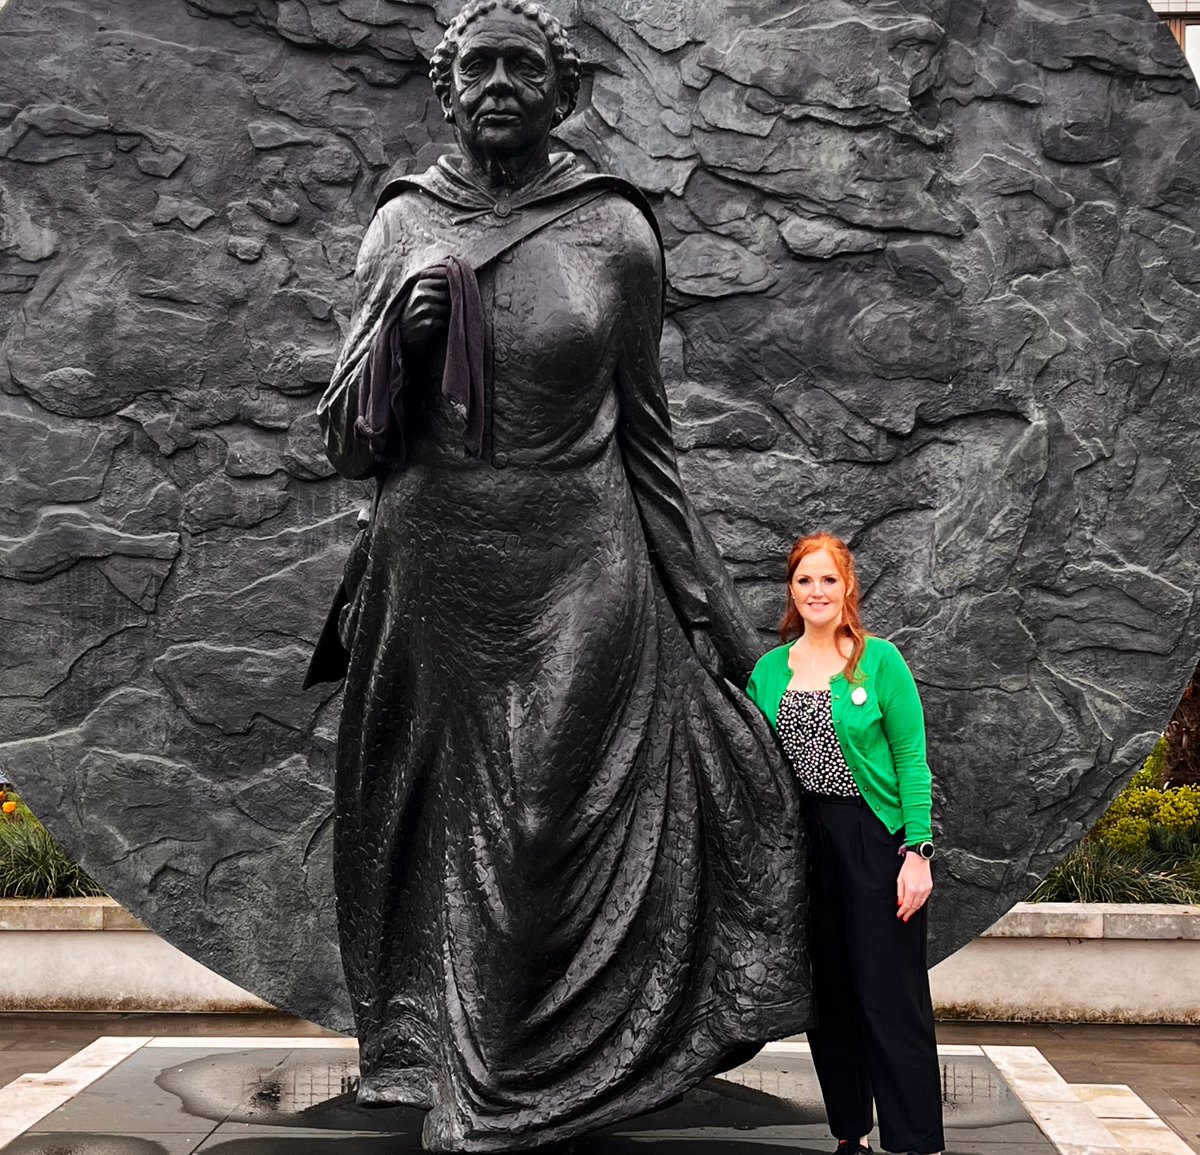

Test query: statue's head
[430,0,581,160]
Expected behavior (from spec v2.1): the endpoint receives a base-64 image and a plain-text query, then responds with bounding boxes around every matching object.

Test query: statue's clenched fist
[400,270,451,349]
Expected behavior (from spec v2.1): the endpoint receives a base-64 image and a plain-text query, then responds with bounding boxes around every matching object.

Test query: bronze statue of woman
[315,0,812,1147]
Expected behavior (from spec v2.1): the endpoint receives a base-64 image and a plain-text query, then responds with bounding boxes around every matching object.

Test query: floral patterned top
[777,689,861,797]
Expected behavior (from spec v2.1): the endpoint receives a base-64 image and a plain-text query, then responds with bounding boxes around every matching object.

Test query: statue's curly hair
[429,0,581,125]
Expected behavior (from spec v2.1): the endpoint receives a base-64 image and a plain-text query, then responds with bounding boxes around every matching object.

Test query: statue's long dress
[319,156,812,1152]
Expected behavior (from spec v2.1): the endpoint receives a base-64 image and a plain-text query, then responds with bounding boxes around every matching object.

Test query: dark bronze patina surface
[315,5,811,1147]
[2,0,1200,1091]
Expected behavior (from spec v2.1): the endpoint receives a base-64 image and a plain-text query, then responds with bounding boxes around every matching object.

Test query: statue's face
[447,8,564,158]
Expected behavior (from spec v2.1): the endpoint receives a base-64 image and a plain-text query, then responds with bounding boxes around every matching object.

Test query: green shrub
[0,791,105,899]
[1031,738,1200,904]
[1088,738,1200,854]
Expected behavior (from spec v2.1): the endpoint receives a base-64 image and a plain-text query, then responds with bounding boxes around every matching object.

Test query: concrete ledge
[0,898,270,1013]
[982,901,1200,941]
[3,898,1199,1021]
[0,897,147,932]
[980,902,1105,940]
[933,903,1200,1024]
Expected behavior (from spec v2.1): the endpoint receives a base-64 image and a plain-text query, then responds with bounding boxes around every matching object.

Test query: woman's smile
[789,547,847,629]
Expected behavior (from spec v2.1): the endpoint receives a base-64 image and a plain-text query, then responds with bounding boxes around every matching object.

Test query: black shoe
[834,1143,873,1154]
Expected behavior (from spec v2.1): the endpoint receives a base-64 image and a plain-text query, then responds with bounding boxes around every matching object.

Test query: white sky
[1185,24,1200,82]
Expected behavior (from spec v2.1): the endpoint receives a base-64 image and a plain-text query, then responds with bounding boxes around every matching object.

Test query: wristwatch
[906,841,935,860]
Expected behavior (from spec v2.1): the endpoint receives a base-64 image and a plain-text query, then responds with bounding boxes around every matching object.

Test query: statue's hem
[365,992,816,1152]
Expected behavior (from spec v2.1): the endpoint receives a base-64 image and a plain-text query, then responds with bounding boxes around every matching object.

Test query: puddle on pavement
[148,1048,1027,1135]
[155,1049,419,1132]
[717,1054,1029,1130]
[938,1055,1031,1128]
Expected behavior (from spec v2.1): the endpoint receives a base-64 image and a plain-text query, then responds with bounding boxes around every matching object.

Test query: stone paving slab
[0,1037,151,1147]
[4,1021,1200,1154]
[0,1051,76,1085]
[1074,1084,1160,1120]
[1171,1116,1200,1150]
[0,1039,1059,1154]
[4,1136,208,1155]
[937,1022,1200,1153]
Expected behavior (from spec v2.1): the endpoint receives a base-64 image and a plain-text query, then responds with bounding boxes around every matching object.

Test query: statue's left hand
[686,623,724,680]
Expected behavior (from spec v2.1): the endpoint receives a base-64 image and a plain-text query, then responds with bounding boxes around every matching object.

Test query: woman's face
[448,9,563,161]
[789,548,847,630]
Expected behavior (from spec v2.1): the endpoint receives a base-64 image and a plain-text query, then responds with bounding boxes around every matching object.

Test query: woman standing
[747,533,944,1155]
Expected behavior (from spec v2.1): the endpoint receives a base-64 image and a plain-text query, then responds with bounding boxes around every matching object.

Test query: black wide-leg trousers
[805,796,945,1155]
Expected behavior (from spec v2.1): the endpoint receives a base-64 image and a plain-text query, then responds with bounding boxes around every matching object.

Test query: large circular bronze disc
[1,0,1198,1029]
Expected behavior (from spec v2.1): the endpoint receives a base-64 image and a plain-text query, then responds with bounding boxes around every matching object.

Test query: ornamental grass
[1031,739,1200,904]
[0,790,105,900]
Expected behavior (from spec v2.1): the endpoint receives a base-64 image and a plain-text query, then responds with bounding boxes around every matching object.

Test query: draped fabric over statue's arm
[318,210,397,481]
[613,203,765,686]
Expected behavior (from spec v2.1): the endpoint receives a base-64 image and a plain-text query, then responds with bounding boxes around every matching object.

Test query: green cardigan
[746,635,933,844]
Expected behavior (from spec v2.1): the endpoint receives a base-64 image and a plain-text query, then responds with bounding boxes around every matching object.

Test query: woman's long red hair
[779,532,868,684]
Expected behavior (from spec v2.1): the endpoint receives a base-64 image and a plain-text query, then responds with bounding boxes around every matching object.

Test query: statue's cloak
[317,153,813,1151]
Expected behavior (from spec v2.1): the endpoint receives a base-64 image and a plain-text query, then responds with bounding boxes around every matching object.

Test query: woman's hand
[401,271,451,349]
[897,852,932,922]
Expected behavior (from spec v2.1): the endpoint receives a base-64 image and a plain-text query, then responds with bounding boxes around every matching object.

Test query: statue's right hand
[400,271,451,350]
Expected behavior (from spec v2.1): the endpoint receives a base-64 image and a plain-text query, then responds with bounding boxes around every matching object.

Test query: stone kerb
[0,896,145,932]
[0,897,270,1013]
[1,898,1198,1020]
[931,903,1200,1024]
[981,902,1200,941]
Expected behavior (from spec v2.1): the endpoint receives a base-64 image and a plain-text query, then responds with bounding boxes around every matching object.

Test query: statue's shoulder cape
[372,152,664,272]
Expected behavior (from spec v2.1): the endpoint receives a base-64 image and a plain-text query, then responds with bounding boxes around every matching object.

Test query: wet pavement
[0,1013,1194,1154]
[939,1021,1200,1154]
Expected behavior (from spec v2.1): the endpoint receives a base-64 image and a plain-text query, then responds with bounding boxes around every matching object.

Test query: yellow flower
[1,801,16,815]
